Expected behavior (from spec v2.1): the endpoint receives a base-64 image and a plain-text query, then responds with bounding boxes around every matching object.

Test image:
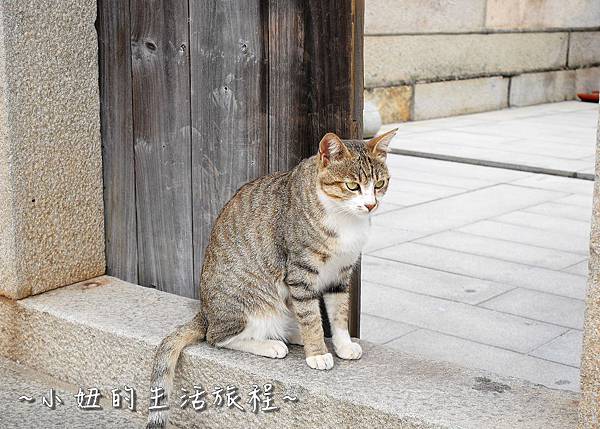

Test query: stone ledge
[364,33,568,87]
[365,86,413,123]
[0,276,580,428]
[414,77,509,121]
[509,70,576,107]
[0,355,145,428]
[568,31,600,68]
[365,0,486,35]
[485,0,600,30]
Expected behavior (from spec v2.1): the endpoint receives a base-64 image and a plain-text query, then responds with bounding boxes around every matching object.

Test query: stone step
[0,356,144,428]
[0,276,579,428]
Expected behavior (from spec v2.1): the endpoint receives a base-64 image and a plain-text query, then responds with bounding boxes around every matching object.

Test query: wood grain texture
[268,0,364,337]
[130,0,194,297]
[97,0,138,283]
[302,0,364,337]
[189,0,268,295]
[99,1,363,329]
[267,0,310,173]
[304,0,363,142]
[350,0,365,339]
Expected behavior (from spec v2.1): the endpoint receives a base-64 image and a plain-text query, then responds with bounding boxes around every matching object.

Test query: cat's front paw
[335,342,362,360]
[306,353,334,370]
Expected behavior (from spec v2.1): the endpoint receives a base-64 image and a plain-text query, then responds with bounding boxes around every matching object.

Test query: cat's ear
[367,128,397,159]
[319,133,350,167]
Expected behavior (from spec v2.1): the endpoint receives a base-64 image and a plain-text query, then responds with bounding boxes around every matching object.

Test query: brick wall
[364,0,600,122]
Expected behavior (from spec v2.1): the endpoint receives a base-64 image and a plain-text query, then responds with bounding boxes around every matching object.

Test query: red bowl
[577,91,599,103]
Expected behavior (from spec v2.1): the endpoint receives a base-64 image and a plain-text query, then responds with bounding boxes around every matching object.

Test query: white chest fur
[317,211,369,289]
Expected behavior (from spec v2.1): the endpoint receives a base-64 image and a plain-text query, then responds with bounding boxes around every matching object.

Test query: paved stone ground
[361,101,598,393]
[0,356,144,428]
[384,101,598,176]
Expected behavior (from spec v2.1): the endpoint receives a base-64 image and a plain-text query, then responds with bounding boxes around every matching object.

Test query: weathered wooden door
[97,0,364,335]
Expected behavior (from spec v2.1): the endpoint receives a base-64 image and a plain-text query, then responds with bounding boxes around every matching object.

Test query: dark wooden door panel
[267,0,311,172]
[130,0,194,297]
[267,0,364,336]
[189,0,268,294]
[97,0,138,284]
[98,0,363,334]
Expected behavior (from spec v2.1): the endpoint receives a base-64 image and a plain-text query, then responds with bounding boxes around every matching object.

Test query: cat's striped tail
[146,311,206,429]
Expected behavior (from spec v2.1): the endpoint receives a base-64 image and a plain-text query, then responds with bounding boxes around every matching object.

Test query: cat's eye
[374,179,386,189]
[346,181,360,191]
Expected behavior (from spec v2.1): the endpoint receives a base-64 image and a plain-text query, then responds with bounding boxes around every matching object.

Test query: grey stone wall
[365,0,600,121]
[580,108,600,428]
[0,1,105,299]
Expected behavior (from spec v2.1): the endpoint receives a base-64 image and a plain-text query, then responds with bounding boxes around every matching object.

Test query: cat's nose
[365,203,376,212]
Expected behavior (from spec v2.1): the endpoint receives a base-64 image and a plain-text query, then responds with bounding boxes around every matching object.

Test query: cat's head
[316,129,396,217]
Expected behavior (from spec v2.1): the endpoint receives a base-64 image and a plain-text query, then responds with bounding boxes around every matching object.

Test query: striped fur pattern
[146,130,395,428]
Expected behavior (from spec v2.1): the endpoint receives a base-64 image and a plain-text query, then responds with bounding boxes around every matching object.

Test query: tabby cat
[146,129,396,428]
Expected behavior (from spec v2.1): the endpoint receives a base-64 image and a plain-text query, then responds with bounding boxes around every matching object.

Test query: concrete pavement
[361,101,598,392]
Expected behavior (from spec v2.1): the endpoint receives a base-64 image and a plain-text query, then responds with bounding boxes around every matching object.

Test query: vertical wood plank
[267,0,310,172]
[130,0,194,297]
[305,0,363,142]
[350,0,365,339]
[97,0,138,283]
[304,0,364,337]
[267,0,363,337]
[189,0,268,295]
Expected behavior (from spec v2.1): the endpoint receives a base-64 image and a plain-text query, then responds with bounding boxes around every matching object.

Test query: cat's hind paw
[306,353,334,370]
[335,342,362,360]
[264,340,289,358]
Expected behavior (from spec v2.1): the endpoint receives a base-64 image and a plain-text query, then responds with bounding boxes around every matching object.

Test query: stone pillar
[581,107,600,427]
[0,1,104,299]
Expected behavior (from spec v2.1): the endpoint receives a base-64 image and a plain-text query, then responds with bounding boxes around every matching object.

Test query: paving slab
[401,129,517,146]
[398,131,594,159]
[385,101,598,176]
[372,243,588,300]
[372,184,566,233]
[529,330,584,368]
[480,288,586,330]
[386,329,580,392]
[492,211,590,238]
[385,152,532,182]
[387,178,466,198]
[511,175,596,195]
[362,256,513,305]
[457,122,597,147]
[383,187,465,207]
[457,220,589,255]
[386,166,494,190]
[361,281,568,353]
[359,314,417,345]
[555,194,593,209]
[563,260,589,277]
[363,225,424,253]
[414,230,585,270]
[523,202,593,222]
[392,140,592,172]
[373,201,404,216]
